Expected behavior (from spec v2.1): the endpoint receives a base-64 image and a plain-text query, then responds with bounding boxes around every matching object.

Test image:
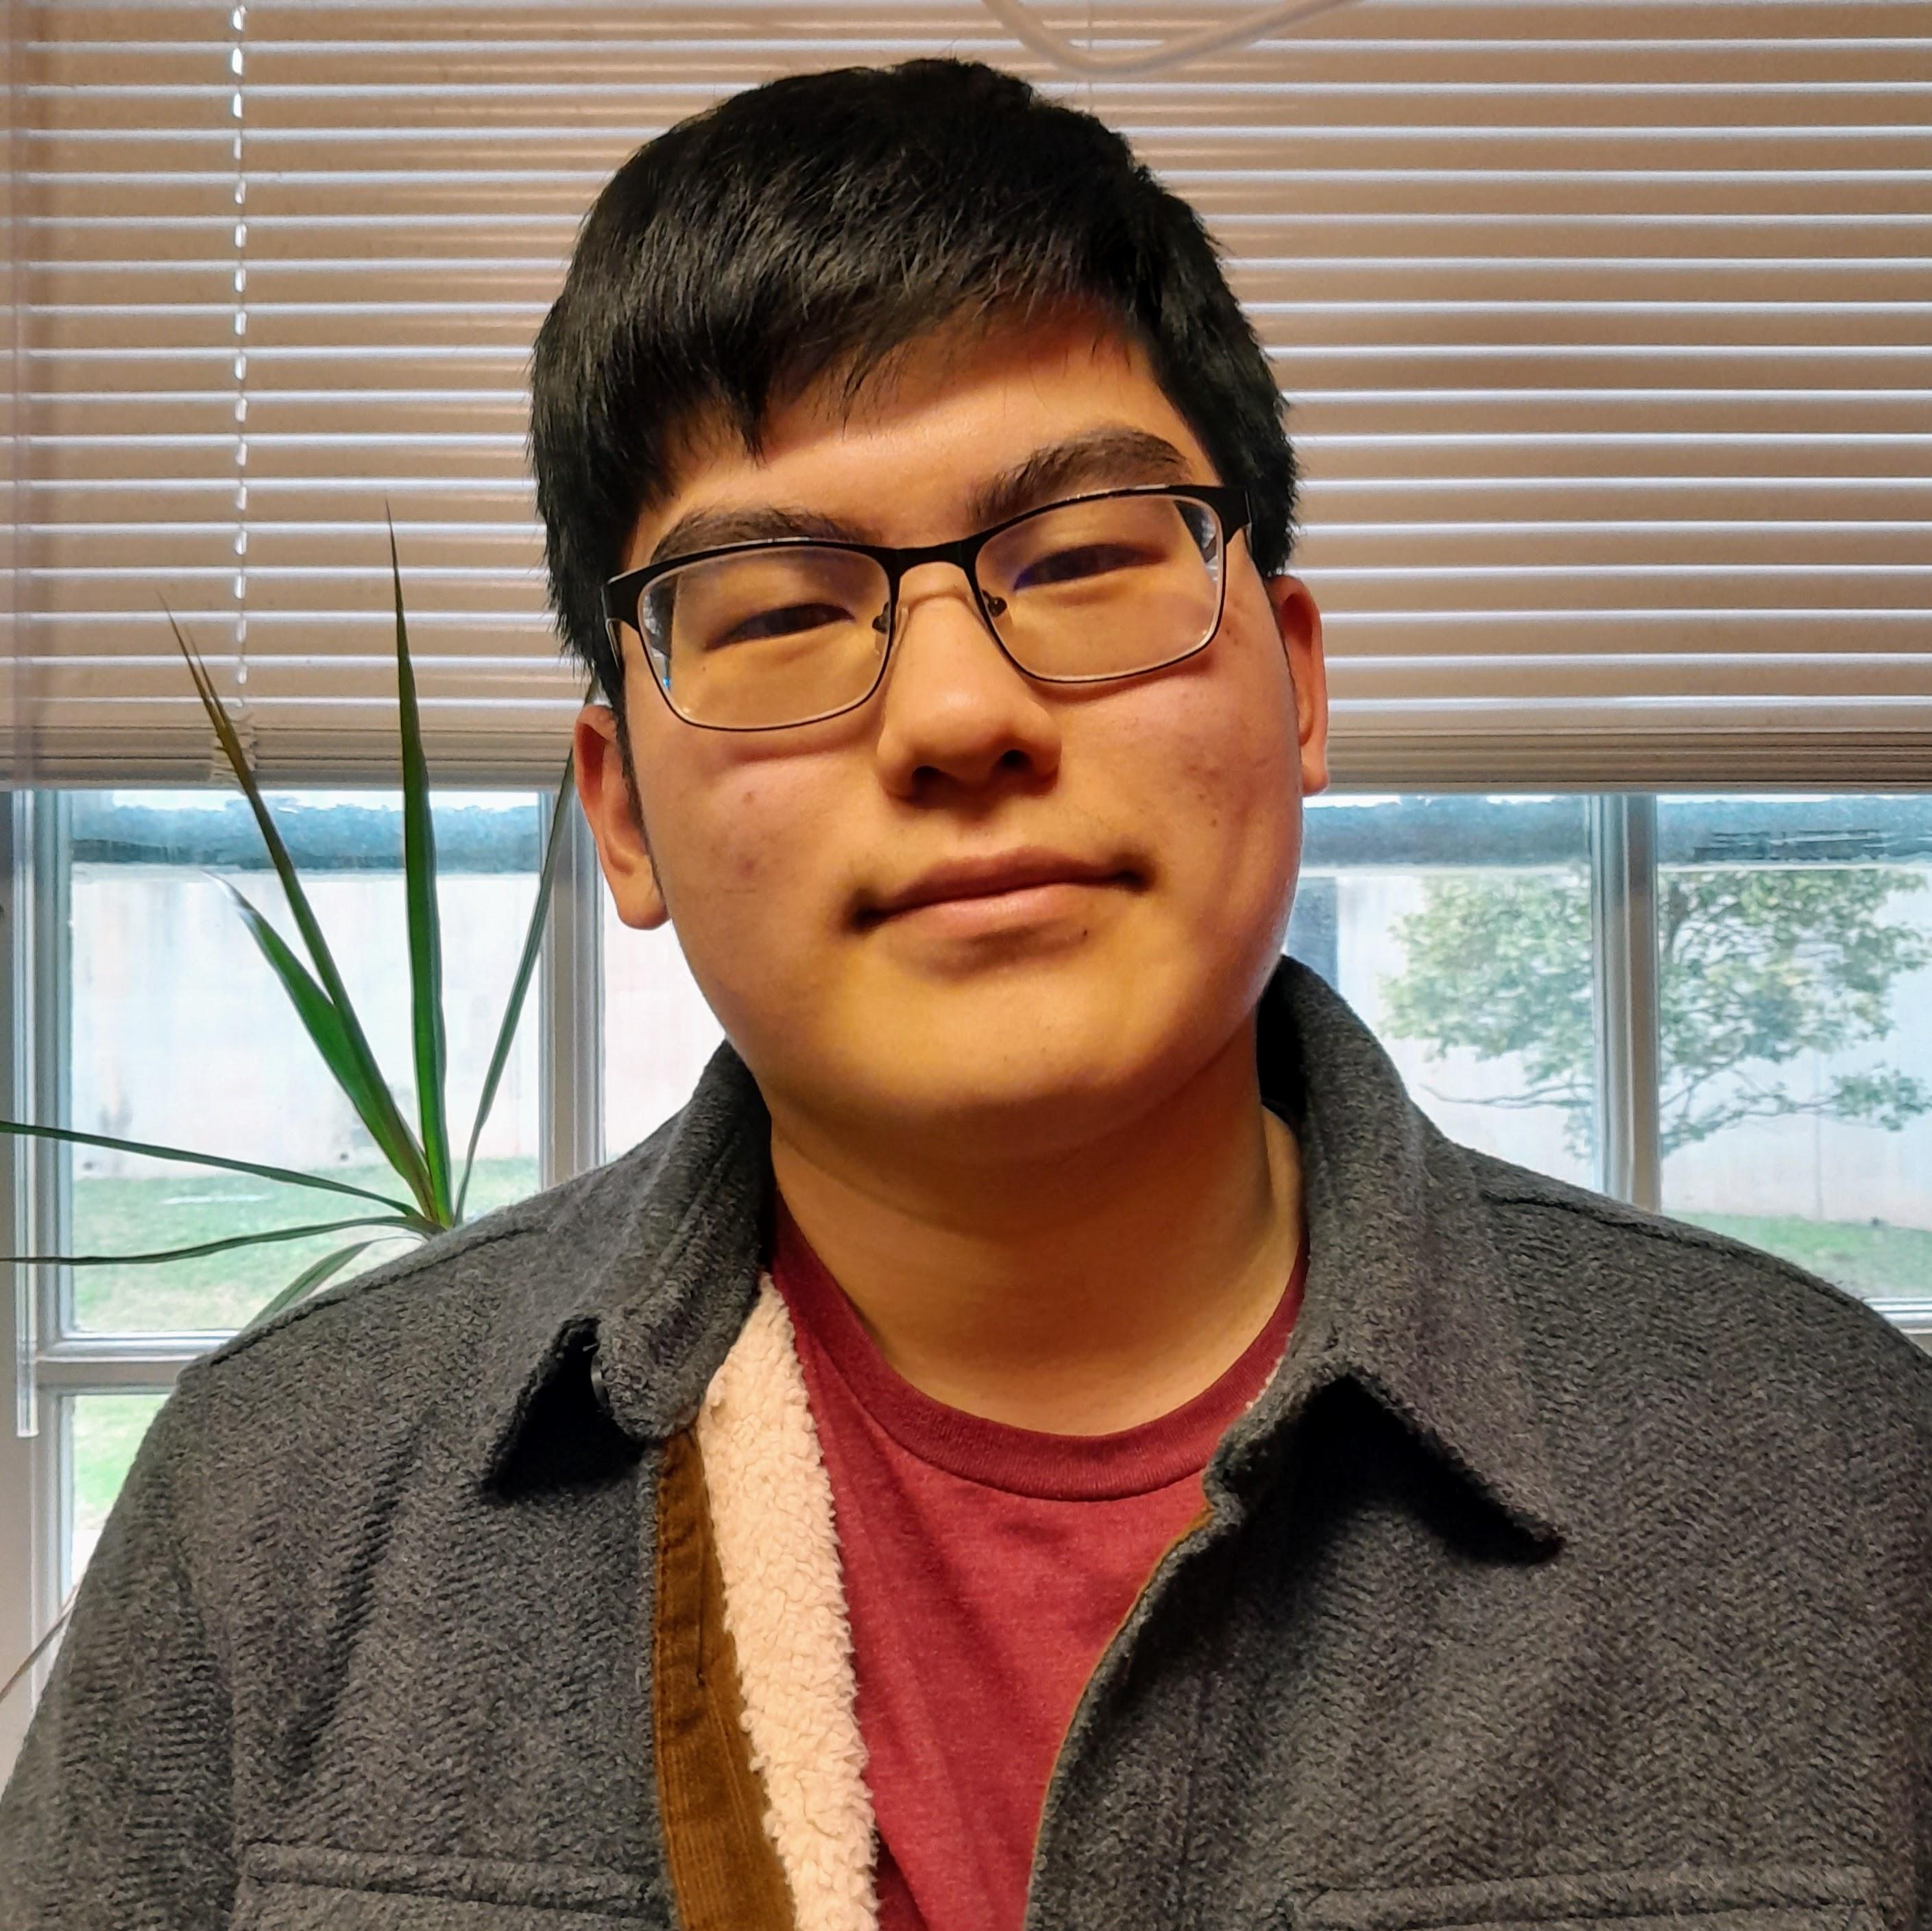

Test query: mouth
[854,849,1144,930]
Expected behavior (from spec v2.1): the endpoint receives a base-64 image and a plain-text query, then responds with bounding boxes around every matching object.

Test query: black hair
[529,56,1296,712]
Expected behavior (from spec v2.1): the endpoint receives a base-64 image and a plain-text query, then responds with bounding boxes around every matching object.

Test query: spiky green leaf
[389,517,452,1220]
[216,878,446,1224]
[167,609,437,1212]
[0,1119,423,1218]
[234,1237,388,1337]
[9,1213,413,1268]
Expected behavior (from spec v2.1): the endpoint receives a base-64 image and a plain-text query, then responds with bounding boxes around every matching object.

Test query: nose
[871,560,1061,801]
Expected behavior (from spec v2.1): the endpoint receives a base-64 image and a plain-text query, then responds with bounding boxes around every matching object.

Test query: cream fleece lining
[695,1276,878,1931]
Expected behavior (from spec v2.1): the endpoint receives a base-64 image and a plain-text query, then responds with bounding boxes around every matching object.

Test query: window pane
[67,791,544,1335]
[64,1391,169,1594]
[1657,797,1932,1311]
[1296,795,1597,1187]
[603,903,726,1158]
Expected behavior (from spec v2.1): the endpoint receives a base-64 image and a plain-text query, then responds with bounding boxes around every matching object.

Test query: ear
[573,702,671,930]
[1265,574,1330,797]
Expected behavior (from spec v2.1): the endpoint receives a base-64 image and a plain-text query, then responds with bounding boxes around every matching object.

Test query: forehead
[624,306,1216,570]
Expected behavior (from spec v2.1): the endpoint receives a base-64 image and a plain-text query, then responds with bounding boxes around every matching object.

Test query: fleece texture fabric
[3,958,1931,1930]
[695,1280,873,1931]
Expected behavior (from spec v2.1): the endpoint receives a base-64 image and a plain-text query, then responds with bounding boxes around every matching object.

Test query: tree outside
[1377,849,1932,1291]
[1379,864,1932,1166]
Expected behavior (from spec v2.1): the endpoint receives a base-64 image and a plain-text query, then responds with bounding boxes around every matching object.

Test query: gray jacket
[3,959,1928,1930]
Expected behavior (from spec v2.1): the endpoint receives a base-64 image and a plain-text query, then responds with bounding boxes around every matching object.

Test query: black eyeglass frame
[600,481,1254,733]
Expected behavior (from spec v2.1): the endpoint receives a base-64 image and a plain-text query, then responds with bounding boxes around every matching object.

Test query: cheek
[1103,628,1303,990]
[1142,616,1302,872]
[636,752,843,1019]
[708,781,780,903]
[660,773,804,922]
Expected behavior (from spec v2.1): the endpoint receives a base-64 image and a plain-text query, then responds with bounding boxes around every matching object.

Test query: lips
[857,848,1139,926]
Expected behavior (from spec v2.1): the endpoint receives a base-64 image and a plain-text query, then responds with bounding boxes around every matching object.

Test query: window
[64,1392,166,1598]
[1,787,545,1764]
[1656,797,1932,1322]
[605,797,1610,1178]
[64,790,543,1335]
[6,785,1932,1776]
[602,910,724,1162]
[1296,795,1598,1187]
[544,790,1932,1309]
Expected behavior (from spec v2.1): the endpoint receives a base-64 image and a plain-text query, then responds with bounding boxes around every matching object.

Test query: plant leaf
[389,516,452,1222]
[233,1237,387,1338]
[166,609,437,1214]
[456,751,576,1221]
[0,1119,424,1218]
[8,1213,414,1268]
[215,877,443,1221]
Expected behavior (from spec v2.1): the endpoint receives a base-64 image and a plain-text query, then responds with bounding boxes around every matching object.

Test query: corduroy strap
[652,1426,797,1931]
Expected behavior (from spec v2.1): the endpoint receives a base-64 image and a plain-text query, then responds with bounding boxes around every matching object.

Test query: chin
[836,956,1227,1154]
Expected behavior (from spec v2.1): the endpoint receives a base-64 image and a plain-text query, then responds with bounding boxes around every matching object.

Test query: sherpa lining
[695,1275,878,1931]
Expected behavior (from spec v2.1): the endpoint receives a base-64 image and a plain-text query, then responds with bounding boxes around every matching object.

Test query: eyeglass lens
[637,491,1227,729]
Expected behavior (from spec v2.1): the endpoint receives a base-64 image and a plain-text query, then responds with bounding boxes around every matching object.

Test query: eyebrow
[967,426,1196,529]
[646,502,853,564]
[644,425,1198,566]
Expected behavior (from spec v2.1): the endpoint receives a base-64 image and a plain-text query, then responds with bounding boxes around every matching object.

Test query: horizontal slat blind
[5,1,1929,786]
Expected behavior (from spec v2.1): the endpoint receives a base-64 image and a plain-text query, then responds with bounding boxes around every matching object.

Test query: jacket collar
[1229,962,1567,1543]
[469,1040,772,1488]
[472,958,1567,1545]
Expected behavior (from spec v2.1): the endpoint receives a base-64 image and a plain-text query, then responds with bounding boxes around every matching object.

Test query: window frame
[0,786,603,1740]
[5,783,1931,1763]
[1589,794,1663,1212]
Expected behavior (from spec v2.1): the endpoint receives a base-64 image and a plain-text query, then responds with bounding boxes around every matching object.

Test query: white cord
[977,0,1364,79]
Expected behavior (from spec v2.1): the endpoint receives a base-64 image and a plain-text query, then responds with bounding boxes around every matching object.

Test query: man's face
[577,308,1329,1164]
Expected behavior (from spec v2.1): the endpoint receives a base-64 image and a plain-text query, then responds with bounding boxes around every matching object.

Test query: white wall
[69,869,542,1176]
[602,911,727,1159]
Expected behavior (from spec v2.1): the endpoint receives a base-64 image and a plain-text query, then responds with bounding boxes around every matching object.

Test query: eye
[714,602,852,648]
[1012,542,1144,590]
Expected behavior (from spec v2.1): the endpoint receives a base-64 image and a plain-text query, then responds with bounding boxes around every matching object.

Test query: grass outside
[60,1157,542,1588]
[69,1393,170,1583]
[68,1158,541,1335]
[1678,1213,1932,1298]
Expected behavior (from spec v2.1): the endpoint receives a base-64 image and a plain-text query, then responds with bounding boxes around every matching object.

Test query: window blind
[4,0,1928,788]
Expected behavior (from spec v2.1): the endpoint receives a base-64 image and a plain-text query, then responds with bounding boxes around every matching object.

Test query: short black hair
[529,56,1296,710]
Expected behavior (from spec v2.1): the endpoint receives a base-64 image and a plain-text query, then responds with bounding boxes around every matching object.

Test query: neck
[765,1015,1304,1434]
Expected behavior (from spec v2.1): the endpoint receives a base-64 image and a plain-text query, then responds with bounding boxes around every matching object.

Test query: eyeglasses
[601,481,1253,731]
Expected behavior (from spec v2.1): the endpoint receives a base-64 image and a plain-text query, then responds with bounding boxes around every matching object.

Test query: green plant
[1,532,580,1708]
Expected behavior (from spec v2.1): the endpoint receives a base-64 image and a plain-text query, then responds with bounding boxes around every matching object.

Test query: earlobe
[1268,574,1330,797]
[573,703,671,930]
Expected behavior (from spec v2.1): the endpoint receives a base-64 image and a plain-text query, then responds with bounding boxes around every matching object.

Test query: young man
[4,55,1929,1931]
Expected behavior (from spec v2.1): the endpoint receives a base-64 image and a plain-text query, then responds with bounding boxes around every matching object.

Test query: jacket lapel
[652,1423,798,1929]
[671,1279,878,1931]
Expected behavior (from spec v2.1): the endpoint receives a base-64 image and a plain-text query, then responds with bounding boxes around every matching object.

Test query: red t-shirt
[767,1204,1306,1931]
